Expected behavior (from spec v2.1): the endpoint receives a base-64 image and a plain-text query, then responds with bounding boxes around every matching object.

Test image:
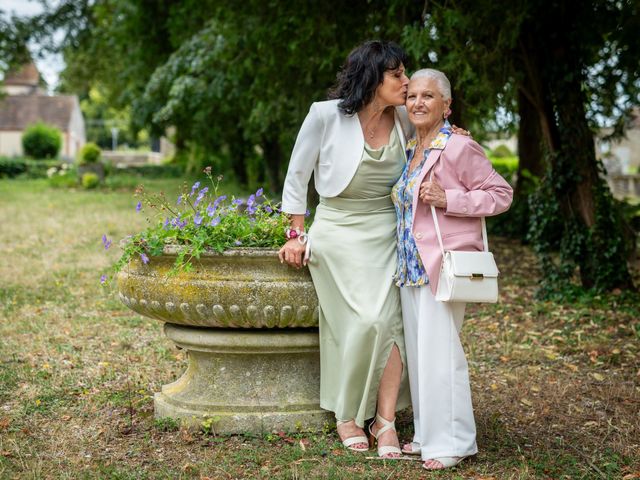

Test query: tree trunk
[536,51,634,290]
[516,88,544,195]
[449,85,466,128]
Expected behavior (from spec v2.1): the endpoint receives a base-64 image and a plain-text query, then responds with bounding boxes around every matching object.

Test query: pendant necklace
[365,101,384,140]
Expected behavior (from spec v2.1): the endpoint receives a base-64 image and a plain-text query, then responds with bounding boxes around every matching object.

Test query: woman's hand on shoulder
[451,124,471,137]
[278,238,307,268]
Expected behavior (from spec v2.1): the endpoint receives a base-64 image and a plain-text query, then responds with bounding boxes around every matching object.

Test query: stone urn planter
[116,247,332,434]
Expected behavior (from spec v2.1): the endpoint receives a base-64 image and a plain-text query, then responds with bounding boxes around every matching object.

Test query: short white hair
[410,68,452,101]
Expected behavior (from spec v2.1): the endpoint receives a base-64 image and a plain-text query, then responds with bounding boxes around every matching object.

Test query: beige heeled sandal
[422,456,467,470]
[336,420,369,452]
[368,414,402,458]
[401,441,421,455]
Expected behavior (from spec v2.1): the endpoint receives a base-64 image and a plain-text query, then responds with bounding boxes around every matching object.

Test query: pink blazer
[411,134,514,295]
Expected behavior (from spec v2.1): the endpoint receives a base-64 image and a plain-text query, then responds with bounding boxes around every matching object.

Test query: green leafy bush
[77,143,102,165]
[81,172,100,189]
[22,122,62,159]
[0,157,28,178]
[0,157,67,179]
[491,144,513,158]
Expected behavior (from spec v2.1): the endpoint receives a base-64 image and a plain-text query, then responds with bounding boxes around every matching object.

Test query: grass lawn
[1,178,639,479]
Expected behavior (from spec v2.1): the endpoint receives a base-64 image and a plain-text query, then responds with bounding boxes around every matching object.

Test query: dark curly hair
[328,40,408,115]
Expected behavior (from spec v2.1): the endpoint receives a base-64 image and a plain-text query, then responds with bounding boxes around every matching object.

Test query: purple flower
[194,213,203,226]
[177,195,182,205]
[233,199,243,206]
[195,187,208,207]
[190,181,201,196]
[247,194,256,207]
[209,217,220,227]
[140,253,149,264]
[305,209,311,217]
[206,204,216,217]
[171,216,187,229]
[256,187,264,197]
[264,205,273,214]
[136,201,142,212]
[234,240,242,246]
[100,274,107,284]
[102,234,112,250]
[163,218,170,229]
[213,195,227,207]
[247,205,256,215]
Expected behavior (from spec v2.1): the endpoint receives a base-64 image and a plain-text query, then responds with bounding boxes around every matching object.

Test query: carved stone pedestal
[154,324,331,433]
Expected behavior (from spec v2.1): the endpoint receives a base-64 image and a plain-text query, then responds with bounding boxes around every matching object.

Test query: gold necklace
[365,102,385,139]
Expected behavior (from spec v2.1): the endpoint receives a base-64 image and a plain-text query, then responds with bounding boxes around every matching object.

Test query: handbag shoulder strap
[428,169,489,254]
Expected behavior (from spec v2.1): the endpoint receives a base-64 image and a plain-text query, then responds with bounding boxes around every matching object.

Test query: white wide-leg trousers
[400,286,478,460]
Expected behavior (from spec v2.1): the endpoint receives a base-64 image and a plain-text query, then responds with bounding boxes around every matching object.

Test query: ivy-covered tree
[402,0,639,293]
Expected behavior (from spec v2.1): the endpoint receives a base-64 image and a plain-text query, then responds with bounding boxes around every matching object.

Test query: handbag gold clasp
[471,273,484,280]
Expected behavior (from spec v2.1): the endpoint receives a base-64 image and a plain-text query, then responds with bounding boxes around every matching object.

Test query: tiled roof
[0,95,77,131]
[4,62,40,86]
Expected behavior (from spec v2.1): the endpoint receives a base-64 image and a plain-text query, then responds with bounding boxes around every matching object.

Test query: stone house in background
[0,62,86,160]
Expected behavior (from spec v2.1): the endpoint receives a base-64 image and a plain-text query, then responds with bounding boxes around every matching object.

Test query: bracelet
[297,233,308,245]
[285,227,304,240]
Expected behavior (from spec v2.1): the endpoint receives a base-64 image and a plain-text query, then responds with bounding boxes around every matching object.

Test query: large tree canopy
[12,0,639,294]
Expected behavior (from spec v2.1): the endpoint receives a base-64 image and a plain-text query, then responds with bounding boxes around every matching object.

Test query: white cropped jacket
[281,99,413,214]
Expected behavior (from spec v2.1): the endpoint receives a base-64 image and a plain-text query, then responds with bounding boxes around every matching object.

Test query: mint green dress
[307,127,411,427]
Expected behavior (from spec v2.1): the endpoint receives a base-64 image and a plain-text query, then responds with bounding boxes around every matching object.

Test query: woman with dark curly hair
[279,40,412,458]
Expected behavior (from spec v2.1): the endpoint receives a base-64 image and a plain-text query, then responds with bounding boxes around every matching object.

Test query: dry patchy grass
[0,178,639,479]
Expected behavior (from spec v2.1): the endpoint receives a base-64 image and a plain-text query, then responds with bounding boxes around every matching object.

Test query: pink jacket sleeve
[443,139,513,217]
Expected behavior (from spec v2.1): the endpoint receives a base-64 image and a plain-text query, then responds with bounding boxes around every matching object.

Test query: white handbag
[430,199,499,303]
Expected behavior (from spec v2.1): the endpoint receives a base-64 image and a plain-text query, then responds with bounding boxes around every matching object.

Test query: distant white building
[0,62,86,160]
[596,108,640,175]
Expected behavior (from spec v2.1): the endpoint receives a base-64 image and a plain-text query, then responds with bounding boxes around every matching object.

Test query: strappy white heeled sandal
[422,456,467,470]
[401,441,421,455]
[336,420,369,452]
[368,414,402,458]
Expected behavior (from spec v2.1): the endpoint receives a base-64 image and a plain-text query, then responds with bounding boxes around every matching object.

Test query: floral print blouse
[391,121,453,287]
